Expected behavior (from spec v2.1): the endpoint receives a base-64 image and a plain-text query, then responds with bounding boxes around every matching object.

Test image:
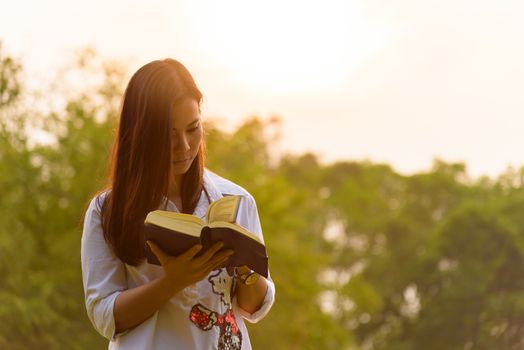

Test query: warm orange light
[182,0,391,93]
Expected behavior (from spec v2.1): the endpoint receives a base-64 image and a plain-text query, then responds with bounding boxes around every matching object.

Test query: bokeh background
[1,0,524,349]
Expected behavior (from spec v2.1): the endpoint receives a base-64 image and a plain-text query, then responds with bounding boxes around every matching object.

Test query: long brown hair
[100,59,205,265]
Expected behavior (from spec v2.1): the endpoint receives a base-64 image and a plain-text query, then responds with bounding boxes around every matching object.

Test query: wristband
[236,267,260,285]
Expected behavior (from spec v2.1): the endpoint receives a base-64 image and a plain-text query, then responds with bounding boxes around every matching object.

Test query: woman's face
[170,98,203,177]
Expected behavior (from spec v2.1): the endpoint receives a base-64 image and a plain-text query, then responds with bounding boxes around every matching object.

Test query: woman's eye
[189,126,199,132]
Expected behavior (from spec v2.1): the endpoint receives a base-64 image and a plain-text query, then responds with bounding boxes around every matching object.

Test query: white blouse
[81,170,275,350]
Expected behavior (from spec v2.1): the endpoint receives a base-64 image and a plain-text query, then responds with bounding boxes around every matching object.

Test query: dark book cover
[143,224,269,278]
[143,224,200,265]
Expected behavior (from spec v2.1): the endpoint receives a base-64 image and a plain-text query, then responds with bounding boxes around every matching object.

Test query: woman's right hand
[147,241,234,293]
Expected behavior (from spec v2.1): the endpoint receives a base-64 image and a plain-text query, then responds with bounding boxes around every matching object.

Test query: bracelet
[236,267,260,285]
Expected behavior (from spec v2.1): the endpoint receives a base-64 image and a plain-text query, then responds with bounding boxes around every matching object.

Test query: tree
[0,47,119,349]
[3,44,524,349]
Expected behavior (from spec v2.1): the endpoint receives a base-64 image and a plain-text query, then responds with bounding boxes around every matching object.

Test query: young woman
[81,59,275,350]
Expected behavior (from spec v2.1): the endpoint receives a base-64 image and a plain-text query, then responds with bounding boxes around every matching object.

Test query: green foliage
[1,45,524,350]
[206,123,351,349]
[324,159,524,349]
[0,48,116,349]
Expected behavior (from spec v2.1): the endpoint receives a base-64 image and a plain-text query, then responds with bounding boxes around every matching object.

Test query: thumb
[147,240,168,265]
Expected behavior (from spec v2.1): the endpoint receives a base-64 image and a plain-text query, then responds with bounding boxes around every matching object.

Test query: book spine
[200,226,213,250]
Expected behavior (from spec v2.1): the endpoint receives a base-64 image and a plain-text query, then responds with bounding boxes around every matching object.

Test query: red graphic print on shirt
[189,268,242,350]
[190,304,242,349]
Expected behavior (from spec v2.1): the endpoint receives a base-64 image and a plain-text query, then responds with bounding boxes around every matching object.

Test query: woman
[81,59,275,350]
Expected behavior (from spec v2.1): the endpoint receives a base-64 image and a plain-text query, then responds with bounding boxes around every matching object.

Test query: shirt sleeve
[233,195,276,323]
[81,194,128,341]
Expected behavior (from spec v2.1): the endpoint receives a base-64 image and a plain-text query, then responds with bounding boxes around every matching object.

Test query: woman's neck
[168,174,183,200]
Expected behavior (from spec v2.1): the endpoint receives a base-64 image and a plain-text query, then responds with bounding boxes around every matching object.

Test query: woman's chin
[171,158,193,174]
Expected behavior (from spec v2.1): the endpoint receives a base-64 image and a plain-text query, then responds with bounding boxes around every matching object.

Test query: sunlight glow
[182,0,391,93]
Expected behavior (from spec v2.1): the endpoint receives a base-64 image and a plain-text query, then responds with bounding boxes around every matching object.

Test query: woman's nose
[173,133,190,151]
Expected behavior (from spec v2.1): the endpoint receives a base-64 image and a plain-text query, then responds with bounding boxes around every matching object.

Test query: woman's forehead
[171,99,200,127]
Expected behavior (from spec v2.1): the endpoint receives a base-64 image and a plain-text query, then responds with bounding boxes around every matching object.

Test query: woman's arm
[236,276,269,314]
[82,196,128,340]
[113,276,179,333]
[114,241,233,334]
[231,194,276,320]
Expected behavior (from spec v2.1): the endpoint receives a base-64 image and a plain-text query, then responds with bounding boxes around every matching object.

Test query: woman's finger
[147,241,168,265]
[215,249,234,262]
[194,241,224,264]
[180,244,203,261]
[204,250,234,271]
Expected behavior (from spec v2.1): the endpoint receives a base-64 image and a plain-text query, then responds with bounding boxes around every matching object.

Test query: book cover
[143,195,269,278]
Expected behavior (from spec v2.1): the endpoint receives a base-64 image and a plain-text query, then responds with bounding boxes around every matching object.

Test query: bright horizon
[2,0,524,178]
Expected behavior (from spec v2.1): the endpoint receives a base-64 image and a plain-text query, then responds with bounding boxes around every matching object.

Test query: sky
[1,0,523,178]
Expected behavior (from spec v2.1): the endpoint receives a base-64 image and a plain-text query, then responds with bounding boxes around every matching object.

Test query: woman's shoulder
[86,190,111,214]
[204,169,253,198]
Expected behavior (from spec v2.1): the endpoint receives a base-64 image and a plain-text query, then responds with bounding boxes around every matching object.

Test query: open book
[143,195,269,278]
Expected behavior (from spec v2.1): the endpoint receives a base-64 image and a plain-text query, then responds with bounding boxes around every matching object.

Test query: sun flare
[180,0,389,93]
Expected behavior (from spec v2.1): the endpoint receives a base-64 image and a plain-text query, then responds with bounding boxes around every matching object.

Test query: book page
[145,211,204,237]
[207,221,263,244]
[206,195,241,224]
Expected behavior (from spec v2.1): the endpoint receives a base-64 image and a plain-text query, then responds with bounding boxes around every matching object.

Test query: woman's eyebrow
[173,119,200,130]
[187,119,200,126]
